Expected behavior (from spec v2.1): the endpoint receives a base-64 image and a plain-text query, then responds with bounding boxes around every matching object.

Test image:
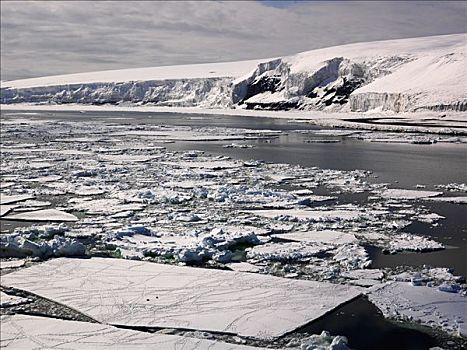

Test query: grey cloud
[1,0,466,81]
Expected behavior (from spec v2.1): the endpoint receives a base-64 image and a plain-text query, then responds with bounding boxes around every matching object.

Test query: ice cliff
[2,34,466,113]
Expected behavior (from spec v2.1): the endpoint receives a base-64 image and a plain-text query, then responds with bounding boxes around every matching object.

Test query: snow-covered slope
[2,34,466,112]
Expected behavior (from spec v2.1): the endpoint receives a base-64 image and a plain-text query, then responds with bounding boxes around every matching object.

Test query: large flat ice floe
[0,258,361,339]
[0,315,264,350]
[368,282,467,337]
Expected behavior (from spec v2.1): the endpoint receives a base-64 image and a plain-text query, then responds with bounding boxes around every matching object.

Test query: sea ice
[0,259,26,269]
[368,282,467,337]
[0,292,30,307]
[0,182,15,189]
[72,186,106,196]
[427,196,467,204]
[387,233,444,253]
[341,269,384,280]
[22,175,63,182]
[1,234,85,258]
[332,244,371,270]
[0,194,34,205]
[98,154,155,163]
[3,209,78,222]
[70,198,145,215]
[415,213,445,223]
[273,230,357,245]
[246,209,362,222]
[226,262,262,273]
[246,242,333,263]
[0,315,264,350]
[379,189,443,200]
[169,160,241,170]
[0,258,361,339]
[299,331,350,350]
[0,204,18,217]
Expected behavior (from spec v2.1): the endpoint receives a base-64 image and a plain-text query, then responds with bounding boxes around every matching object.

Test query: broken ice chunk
[387,233,444,253]
[246,242,332,263]
[0,205,18,217]
[427,196,467,204]
[3,209,78,222]
[0,292,30,307]
[379,189,442,200]
[246,209,363,222]
[0,194,34,205]
[273,230,357,245]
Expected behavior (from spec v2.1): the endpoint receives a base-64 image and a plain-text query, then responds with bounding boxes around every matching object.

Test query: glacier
[1,34,466,113]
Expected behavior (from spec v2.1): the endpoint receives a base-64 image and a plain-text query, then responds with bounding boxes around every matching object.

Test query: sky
[1,0,466,81]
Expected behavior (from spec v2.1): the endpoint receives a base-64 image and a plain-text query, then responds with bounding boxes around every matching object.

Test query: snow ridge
[2,34,466,113]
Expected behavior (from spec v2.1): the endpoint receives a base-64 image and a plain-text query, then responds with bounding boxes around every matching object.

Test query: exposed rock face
[231,58,282,104]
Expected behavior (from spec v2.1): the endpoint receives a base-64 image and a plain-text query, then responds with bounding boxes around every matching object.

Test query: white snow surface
[0,257,362,339]
[1,59,262,88]
[368,282,467,337]
[0,315,264,350]
[2,34,466,113]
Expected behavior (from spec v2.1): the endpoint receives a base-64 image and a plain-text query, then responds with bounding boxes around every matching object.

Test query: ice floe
[341,269,384,280]
[379,189,442,200]
[368,282,467,337]
[297,331,350,350]
[0,292,30,307]
[387,233,444,253]
[3,209,78,222]
[1,233,85,258]
[0,194,34,205]
[0,259,26,269]
[273,230,357,245]
[246,242,333,263]
[427,196,467,204]
[246,209,363,222]
[0,258,362,339]
[0,315,264,349]
[0,204,18,217]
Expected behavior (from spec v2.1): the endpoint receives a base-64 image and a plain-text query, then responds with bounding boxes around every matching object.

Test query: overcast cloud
[1,1,466,81]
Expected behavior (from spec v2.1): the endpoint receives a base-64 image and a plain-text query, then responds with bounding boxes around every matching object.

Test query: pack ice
[0,257,362,339]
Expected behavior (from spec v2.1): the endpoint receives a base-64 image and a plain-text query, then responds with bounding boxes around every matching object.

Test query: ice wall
[1,78,233,108]
[2,34,466,113]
